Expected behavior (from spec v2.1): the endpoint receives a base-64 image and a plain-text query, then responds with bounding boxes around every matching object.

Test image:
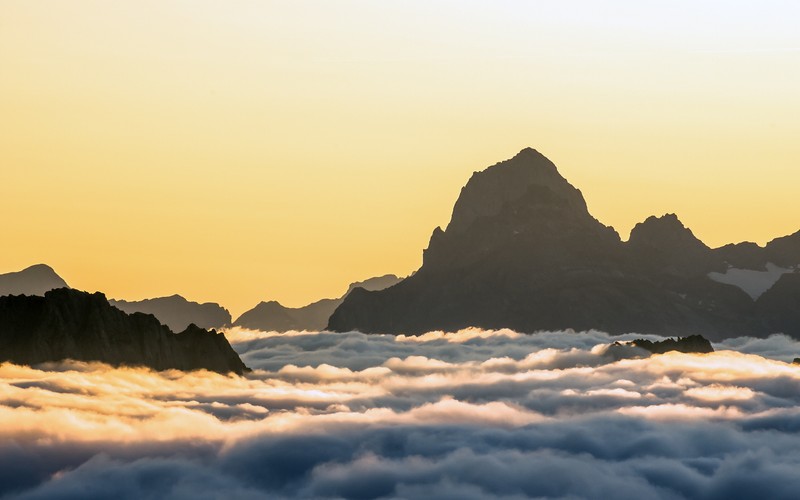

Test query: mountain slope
[0,264,69,297]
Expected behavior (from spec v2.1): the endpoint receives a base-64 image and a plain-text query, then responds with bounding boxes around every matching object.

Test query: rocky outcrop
[0,264,68,297]
[630,335,714,354]
[110,295,231,332]
[0,288,248,374]
[234,274,401,332]
[627,214,716,276]
[328,148,799,340]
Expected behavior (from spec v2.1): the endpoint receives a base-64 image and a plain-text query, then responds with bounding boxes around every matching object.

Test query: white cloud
[2,327,800,498]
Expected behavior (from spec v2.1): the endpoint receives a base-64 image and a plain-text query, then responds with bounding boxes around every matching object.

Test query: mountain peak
[24,263,57,273]
[443,148,584,235]
[629,213,707,251]
[488,146,562,179]
[327,149,793,338]
[0,263,69,297]
[513,146,545,158]
[627,214,712,276]
[418,148,621,270]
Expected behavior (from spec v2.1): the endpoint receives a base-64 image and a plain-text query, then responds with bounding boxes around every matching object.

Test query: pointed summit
[512,146,552,163]
[422,148,619,270]
[627,214,711,276]
[445,148,588,234]
[629,214,708,252]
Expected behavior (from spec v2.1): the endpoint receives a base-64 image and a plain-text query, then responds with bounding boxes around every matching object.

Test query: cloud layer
[3,328,800,499]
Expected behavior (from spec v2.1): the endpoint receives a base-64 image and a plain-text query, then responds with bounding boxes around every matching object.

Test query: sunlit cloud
[3,328,800,498]
[685,385,757,402]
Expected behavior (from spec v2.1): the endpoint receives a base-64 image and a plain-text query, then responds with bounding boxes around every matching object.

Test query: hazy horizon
[3,1,799,315]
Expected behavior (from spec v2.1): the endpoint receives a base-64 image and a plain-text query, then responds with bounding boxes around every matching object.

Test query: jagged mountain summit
[110,295,232,332]
[234,274,401,332]
[0,288,248,374]
[0,264,69,297]
[328,148,800,340]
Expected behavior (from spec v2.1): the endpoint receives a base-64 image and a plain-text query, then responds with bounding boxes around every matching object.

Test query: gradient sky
[2,1,799,316]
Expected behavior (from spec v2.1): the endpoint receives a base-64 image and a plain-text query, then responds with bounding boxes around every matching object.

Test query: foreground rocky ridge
[0,288,248,374]
[329,148,800,340]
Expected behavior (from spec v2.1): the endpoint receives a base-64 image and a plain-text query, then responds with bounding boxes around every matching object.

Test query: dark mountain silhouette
[626,214,718,277]
[0,288,247,374]
[110,295,231,332]
[756,273,800,336]
[630,335,714,354]
[765,231,800,267]
[328,148,800,340]
[715,242,768,270]
[0,264,69,297]
[234,274,401,332]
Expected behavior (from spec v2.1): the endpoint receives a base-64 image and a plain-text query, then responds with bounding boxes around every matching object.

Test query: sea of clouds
[3,328,800,499]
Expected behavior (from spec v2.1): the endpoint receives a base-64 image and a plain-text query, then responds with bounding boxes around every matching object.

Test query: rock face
[110,295,232,332]
[627,214,717,277]
[631,335,715,354]
[765,231,800,267]
[0,288,248,374]
[756,273,800,336]
[234,274,401,332]
[0,264,69,297]
[328,148,800,340]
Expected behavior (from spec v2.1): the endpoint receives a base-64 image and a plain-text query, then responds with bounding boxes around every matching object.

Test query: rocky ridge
[328,148,800,340]
[0,288,248,374]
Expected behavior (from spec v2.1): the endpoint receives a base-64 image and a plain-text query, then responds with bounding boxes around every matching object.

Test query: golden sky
[2,1,799,316]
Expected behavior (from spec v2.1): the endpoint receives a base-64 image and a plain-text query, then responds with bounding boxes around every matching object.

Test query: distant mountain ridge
[0,264,69,297]
[110,295,231,332]
[0,288,247,374]
[0,265,403,336]
[328,148,800,340]
[234,274,402,332]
